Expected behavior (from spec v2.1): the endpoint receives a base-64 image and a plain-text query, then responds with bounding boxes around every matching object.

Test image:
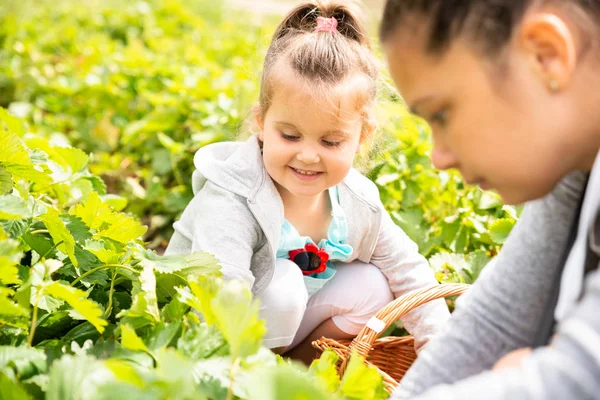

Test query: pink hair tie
[314,16,338,34]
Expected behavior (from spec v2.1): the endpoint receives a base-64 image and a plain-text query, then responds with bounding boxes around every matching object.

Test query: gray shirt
[392,171,600,399]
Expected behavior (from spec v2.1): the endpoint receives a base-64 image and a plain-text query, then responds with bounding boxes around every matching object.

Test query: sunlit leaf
[36,209,77,266]
[44,282,107,333]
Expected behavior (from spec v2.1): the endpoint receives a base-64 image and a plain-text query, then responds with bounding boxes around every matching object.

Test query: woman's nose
[431,142,458,170]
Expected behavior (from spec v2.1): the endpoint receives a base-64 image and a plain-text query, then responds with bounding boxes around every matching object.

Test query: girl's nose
[296,147,320,164]
[431,142,459,170]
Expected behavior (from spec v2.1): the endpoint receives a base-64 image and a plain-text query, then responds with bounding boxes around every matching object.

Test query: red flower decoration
[289,244,329,276]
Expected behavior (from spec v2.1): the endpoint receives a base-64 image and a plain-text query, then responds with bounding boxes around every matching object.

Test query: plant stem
[105,269,117,318]
[227,357,241,400]
[70,264,137,287]
[40,240,64,260]
[27,290,42,347]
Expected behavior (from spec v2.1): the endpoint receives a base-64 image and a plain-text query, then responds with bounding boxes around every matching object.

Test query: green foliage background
[0,0,518,398]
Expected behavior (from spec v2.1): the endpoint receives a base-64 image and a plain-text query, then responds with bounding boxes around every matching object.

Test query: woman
[380,1,600,399]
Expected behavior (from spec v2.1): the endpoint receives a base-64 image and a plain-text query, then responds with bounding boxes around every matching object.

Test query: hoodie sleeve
[390,171,587,399]
[392,267,600,400]
[369,209,451,352]
[165,181,262,290]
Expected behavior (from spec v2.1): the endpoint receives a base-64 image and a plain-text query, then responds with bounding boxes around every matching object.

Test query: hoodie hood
[192,135,265,198]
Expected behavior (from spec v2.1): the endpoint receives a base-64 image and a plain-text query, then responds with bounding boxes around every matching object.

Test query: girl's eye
[430,109,448,126]
[322,139,341,148]
[281,132,300,141]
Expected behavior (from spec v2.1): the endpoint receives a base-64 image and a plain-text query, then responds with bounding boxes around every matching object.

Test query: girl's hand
[492,347,532,371]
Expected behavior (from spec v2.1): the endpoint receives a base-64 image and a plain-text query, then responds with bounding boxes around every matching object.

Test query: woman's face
[384,16,598,204]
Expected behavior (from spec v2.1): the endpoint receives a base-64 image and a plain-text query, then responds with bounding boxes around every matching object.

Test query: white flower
[429,252,470,274]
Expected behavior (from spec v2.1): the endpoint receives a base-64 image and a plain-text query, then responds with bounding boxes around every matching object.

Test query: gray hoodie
[165,136,450,347]
[392,170,600,399]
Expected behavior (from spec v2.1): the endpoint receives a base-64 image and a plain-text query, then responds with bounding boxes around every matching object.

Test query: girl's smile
[256,63,366,202]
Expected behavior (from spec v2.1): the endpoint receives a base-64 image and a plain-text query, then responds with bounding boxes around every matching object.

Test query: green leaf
[489,218,516,244]
[391,209,426,249]
[120,324,150,354]
[0,129,29,166]
[337,352,387,400]
[177,323,227,361]
[3,164,53,187]
[0,239,23,285]
[147,321,181,351]
[0,108,26,137]
[0,346,47,378]
[44,282,107,334]
[135,246,221,276]
[21,232,55,260]
[179,277,265,358]
[36,209,78,267]
[153,348,205,399]
[0,373,33,400]
[82,176,107,195]
[1,218,30,238]
[309,349,341,393]
[161,297,189,323]
[61,322,103,346]
[210,279,265,359]
[52,147,89,174]
[0,294,28,317]
[61,215,92,244]
[0,195,29,220]
[117,264,160,322]
[103,359,145,388]
[477,191,503,210]
[96,213,147,243]
[0,166,13,195]
[467,250,492,282]
[46,354,103,400]
[70,191,107,230]
[244,363,336,400]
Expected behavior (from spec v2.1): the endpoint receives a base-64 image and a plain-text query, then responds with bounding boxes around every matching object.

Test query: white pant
[258,259,394,349]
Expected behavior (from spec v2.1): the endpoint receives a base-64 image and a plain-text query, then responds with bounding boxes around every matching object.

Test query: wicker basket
[313,283,470,393]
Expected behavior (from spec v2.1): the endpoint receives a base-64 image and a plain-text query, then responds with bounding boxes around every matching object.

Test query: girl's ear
[252,104,265,141]
[518,12,577,92]
[359,111,377,151]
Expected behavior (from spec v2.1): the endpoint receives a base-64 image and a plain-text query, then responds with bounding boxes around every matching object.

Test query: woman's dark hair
[380,0,600,55]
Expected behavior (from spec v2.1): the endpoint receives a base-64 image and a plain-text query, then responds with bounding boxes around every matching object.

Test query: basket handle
[339,283,470,376]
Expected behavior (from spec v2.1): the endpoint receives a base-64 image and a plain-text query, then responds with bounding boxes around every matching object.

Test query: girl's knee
[259,259,308,349]
[337,262,393,309]
[261,260,307,312]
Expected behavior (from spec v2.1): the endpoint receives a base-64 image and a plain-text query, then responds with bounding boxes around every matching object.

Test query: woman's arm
[392,172,587,398]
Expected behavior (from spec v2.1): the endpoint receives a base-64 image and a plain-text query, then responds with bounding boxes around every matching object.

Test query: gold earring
[549,79,559,92]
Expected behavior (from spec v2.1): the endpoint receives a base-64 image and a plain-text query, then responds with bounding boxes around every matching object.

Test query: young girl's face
[384,16,599,205]
[257,67,366,200]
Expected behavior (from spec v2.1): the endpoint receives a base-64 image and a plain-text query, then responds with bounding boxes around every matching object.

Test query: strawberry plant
[0,109,388,399]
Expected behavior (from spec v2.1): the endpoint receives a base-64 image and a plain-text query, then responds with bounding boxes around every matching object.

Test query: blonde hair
[257,1,379,138]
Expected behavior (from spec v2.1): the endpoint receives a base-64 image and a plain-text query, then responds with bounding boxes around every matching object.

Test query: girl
[380,0,600,398]
[166,0,449,362]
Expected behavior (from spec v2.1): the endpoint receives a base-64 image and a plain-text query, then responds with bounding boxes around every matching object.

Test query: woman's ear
[252,104,265,141]
[518,12,577,92]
